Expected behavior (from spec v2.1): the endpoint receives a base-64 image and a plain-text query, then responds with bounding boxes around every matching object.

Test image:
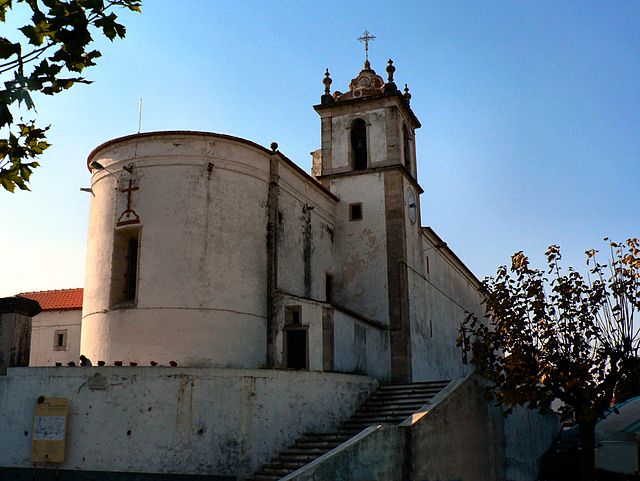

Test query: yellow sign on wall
[31,397,68,463]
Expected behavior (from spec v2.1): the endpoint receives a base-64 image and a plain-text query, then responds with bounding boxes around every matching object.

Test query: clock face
[406,188,417,224]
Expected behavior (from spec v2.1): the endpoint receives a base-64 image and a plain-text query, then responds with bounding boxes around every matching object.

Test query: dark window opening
[349,203,362,221]
[403,124,412,170]
[426,256,430,275]
[325,274,333,302]
[285,329,308,370]
[53,329,67,351]
[285,306,301,325]
[125,237,139,302]
[350,119,367,170]
[111,228,140,306]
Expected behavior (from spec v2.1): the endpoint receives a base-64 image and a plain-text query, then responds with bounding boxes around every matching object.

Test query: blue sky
[1,1,639,296]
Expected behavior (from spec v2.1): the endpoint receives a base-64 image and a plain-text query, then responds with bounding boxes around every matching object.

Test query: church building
[0,49,558,481]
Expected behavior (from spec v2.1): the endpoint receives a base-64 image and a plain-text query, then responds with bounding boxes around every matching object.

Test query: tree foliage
[0,0,141,192]
[459,238,640,481]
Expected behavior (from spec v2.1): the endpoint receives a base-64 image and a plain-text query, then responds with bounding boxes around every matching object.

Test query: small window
[349,203,362,221]
[285,305,301,325]
[325,274,333,302]
[111,227,140,306]
[53,329,67,351]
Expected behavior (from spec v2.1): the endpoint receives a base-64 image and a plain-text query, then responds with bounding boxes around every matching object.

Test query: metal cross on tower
[358,30,376,65]
[116,178,141,227]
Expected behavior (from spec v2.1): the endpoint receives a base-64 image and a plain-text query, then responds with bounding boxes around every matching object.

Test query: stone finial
[384,59,398,93]
[270,142,278,152]
[321,68,334,106]
[323,68,332,95]
[404,84,412,105]
[386,59,395,83]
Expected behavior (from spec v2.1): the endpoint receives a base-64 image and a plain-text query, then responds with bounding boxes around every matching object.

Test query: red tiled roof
[18,288,83,311]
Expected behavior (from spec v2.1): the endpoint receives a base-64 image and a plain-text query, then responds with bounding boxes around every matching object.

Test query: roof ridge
[18,287,83,295]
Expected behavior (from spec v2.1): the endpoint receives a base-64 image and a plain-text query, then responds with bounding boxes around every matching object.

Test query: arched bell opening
[350,118,368,171]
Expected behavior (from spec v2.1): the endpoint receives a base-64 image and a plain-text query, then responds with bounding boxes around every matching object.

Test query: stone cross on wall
[116,178,141,227]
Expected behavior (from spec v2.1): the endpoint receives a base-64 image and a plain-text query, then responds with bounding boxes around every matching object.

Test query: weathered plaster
[330,174,389,323]
[0,367,376,477]
[82,133,337,369]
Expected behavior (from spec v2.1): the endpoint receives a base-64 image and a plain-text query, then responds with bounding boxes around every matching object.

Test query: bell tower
[313,42,423,382]
[313,58,420,179]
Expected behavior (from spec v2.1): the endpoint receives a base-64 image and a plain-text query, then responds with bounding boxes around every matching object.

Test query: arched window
[350,119,367,171]
[403,124,411,170]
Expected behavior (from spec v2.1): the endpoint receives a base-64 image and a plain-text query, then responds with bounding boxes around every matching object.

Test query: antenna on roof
[133,97,143,159]
[137,97,143,134]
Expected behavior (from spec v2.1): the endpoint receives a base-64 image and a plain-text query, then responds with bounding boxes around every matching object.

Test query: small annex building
[18,289,83,367]
[0,56,559,481]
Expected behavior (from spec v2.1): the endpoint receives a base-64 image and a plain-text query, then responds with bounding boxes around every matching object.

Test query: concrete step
[259,466,296,476]
[345,413,409,423]
[355,406,423,415]
[367,392,437,402]
[300,432,352,442]
[370,386,441,395]
[371,386,441,394]
[268,460,309,470]
[282,447,336,457]
[272,451,328,465]
[293,439,343,449]
[364,398,431,407]
[378,381,449,390]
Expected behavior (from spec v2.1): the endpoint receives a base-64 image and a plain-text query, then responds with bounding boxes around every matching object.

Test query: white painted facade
[29,309,81,366]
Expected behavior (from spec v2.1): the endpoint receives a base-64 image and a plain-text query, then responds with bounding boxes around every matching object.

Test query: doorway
[284,328,308,370]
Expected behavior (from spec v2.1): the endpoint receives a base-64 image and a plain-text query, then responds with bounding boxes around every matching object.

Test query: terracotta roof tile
[18,288,83,311]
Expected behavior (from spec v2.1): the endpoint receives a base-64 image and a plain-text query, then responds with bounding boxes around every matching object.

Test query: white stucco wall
[333,310,390,380]
[330,174,389,324]
[29,309,81,366]
[276,163,336,301]
[0,367,377,477]
[409,226,483,382]
[81,132,337,369]
[83,134,271,367]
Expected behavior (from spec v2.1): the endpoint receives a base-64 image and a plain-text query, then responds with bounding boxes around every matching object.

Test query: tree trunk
[578,419,597,481]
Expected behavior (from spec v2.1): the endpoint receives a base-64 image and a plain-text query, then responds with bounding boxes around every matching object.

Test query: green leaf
[95,12,118,40]
[0,1,12,22]
[0,37,20,59]
[19,21,49,46]
[0,102,13,128]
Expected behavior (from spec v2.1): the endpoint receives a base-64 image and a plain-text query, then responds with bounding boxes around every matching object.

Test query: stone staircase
[249,380,450,481]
